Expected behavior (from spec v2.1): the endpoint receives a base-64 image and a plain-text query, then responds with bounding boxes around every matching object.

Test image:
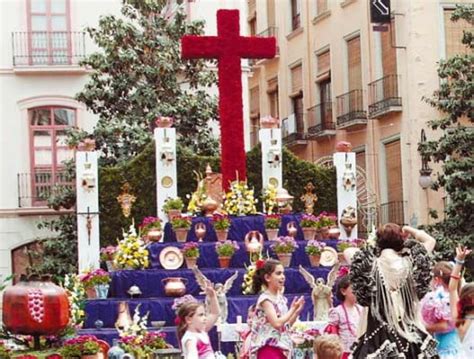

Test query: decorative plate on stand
[319,247,338,267]
[159,246,184,270]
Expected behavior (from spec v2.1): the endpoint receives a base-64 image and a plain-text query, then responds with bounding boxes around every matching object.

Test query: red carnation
[256,259,265,270]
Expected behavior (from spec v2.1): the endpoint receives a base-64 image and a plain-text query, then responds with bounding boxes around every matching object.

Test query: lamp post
[418,129,433,189]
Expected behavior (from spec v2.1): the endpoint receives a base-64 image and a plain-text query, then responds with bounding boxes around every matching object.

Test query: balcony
[306,102,336,139]
[251,27,279,67]
[378,201,406,226]
[336,89,367,130]
[12,31,86,72]
[282,114,307,147]
[17,171,72,208]
[368,75,402,118]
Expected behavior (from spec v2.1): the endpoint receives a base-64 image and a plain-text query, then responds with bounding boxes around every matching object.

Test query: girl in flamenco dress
[347,224,439,358]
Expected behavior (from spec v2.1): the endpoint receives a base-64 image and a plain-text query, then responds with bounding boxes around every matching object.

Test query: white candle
[236,315,242,324]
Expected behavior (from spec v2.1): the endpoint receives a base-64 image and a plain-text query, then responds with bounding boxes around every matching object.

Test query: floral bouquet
[215,240,239,257]
[181,242,200,258]
[242,262,257,295]
[264,214,281,229]
[262,183,278,214]
[337,238,365,252]
[120,331,168,357]
[64,274,86,327]
[305,240,326,256]
[139,216,162,234]
[290,322,321,349]
[211,213,231,230]
[315,212,337,228]
[223,180,257,216]
[271,236,299,254]
[170,216,192,230]
[60,335,101,357]
[79,268,110,289]
[300,214,318,228]
[100,245,117,262]
[114,224,149,269]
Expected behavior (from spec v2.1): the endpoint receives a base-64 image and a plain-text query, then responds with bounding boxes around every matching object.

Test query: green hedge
[99,143,336,245]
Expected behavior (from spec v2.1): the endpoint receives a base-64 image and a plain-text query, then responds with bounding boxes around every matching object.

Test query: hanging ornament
[81,163,96,192]
[160,137,174,166]
[340,205,358,237]
[342,161,356,192]
[267,139,281,168]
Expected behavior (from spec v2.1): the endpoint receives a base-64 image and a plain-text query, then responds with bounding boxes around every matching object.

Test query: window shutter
[291,64,303,94]
[381,21,397,76]
[347,36,362,91]
[385,140,403,202]
[317,50,330,75]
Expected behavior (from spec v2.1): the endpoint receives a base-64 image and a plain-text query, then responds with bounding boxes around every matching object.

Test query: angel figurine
[299,263,340,321]
[192,267,239,323]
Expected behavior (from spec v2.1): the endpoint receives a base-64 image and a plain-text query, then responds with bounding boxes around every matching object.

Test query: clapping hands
[290,296,305,315]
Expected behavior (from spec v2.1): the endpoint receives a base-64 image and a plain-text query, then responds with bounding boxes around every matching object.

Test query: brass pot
[161,277,188,297]
[201,197,219,216]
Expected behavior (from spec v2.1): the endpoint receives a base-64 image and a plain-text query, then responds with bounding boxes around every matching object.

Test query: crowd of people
[172,224,473,359]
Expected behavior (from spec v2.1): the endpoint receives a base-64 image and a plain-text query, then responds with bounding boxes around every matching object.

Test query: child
[327,274,362,359]
[421,261,463,358]
[176,280,219,359]
[448,245,474,357]
[313,334,343,359]
[249,258,305,358]
[239,304,256,359]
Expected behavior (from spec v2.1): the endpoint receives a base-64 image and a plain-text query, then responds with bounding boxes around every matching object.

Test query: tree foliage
[419,5,473,269]
[75,0,219,165]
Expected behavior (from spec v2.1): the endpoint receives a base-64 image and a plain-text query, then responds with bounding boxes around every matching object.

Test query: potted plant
[299,214,318,240]
[60,335,101,359]
[100,245,117,272]
[215,240,239,268]
[120,331,169,357]
[305,240,326,267]
[162,197,184,220]
[315,212,337,240]
[139,216,162,242]
[181,242,200,268]
[264,214,281,240]
[271,236,298,267]
[171,216,192,242]
[211,214,231,242]
[79,268,111,299]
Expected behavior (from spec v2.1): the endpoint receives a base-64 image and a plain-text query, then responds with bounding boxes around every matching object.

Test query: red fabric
[342,353,350,359]
[181,10,276,190]
[257,345,286,359]
[324,323,340,335]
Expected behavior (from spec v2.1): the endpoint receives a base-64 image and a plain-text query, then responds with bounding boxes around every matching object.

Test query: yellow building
[247,0,471,229]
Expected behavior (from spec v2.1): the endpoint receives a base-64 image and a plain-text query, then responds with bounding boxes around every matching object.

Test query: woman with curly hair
[347,224,439,358]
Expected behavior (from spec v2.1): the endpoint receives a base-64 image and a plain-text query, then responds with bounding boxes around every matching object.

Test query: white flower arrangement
[114,224,150,270]
[63,274,86,328]
[262,183,278,214]
[223,180,257,216]
[117,304,149,337]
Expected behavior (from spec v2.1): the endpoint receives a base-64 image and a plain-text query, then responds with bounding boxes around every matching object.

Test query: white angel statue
[299,263,339,321]
[192,267,239,323]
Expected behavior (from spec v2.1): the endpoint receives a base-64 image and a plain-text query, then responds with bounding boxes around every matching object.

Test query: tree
[419,5,473,267]
[75,0,218,165]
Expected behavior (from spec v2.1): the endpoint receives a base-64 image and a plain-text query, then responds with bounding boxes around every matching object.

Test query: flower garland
[223,180,257,216]
[114,224,149,270]
[63,274,86,328]
[262,183,278,214]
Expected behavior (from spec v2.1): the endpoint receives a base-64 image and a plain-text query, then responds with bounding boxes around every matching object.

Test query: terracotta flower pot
[277,253,292,267]
[218,256,231,268]
[167,209,181,221]
[185,257,198,268]
[302,227,317,241]
[266,228,278,241]
[309,254,321,267]
[174,228,188,242]
[81,354,100,359]
[86,286,97,299]
[215,229,228,242]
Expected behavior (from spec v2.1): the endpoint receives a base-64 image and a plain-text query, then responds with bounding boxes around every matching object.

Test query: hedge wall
[99,143,336,246]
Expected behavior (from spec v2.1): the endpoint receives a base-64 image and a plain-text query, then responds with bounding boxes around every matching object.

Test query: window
[29,106,75,205]
[291,64,303,95]
[381,20,397,76]
[316,0,328,16]
[444,9,471,57]
[291,0,301,31]
[292,94,304,133]
[250,117,260,148]
[27,0,71,65]
[249,17,256,36]
[319,79,332,125]
[267,77,279,119]
[347,35,362,91]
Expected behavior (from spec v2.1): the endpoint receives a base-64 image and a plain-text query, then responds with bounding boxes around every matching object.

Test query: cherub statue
[192,267,239,323]
[299,263,340,321]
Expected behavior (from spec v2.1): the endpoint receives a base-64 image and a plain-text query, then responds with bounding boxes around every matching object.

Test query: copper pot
[161,277,188,297]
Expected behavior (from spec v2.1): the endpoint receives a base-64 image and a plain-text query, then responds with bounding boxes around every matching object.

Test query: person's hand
[295,296,305,314]
[204,279,216,297]
[455,245,472,262]
[402,226,416,237]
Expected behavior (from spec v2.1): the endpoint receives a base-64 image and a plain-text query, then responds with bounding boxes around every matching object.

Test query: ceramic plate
[161,176,173,188]
[159,246,184,270]
[319,246,338,267]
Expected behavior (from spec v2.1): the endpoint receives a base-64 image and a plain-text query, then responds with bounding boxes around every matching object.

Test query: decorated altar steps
[110,266,330,298]
[148,239,338,269]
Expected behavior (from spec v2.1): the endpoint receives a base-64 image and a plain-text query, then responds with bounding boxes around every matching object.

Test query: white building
[0,0,250,292]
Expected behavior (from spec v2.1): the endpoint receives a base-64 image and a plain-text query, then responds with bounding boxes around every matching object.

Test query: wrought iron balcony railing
[282,114,306,146]
[336,89,367,128]
[306,102,335,138]
[12,31,86,66]
[368,74,402,117]
[17,171,73,207]
[378,201,406,226]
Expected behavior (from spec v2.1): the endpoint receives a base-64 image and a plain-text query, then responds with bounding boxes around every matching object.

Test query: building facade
[0,0,250,291]
[247,0,471,230]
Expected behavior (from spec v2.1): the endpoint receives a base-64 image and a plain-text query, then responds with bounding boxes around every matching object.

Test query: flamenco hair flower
[174,316,181,325]
[337,266,350,278]
[172,294,198,311]
[256,259,266,270]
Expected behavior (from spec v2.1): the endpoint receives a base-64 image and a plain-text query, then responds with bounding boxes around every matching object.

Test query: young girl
[176,281,219,359]
[249,258,305,358]
[327,274,362,358]
[421,261,463,358]
[448,245,474,357]
[239,304,256,359]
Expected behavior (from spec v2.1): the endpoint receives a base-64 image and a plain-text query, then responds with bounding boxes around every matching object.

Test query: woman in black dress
[348,224,439,358]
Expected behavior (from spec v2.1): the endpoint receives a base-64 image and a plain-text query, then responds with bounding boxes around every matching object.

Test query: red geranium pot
[2,275,70,340]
